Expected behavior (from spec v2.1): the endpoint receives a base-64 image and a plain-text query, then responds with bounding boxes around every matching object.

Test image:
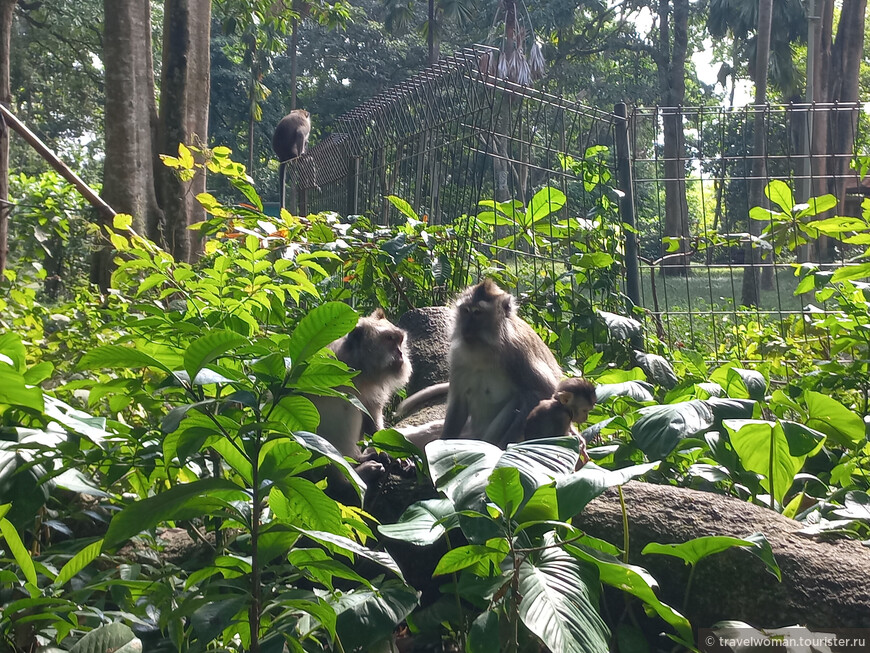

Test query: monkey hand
[355,458,386,483]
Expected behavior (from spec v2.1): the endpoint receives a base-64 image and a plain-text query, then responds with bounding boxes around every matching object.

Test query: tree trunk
[827,0,866,212]
[100,0,163,245]
[740,0,773,306]
[427,0,436,65]
[658,0,691,276]
[807,0,866,263]
[157,0,211,264]
[289,14,298,110]
[0,0,16,279]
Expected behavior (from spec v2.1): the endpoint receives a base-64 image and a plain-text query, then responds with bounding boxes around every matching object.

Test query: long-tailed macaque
[272,109,311,208]
[441,279,562,446]
[312,309,411,462]
[524,377,597,439]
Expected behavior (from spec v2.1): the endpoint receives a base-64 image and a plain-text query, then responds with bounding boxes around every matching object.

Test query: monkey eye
[471,306,481,315]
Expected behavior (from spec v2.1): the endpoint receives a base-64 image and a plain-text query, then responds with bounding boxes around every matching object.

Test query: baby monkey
[524,377,597,443]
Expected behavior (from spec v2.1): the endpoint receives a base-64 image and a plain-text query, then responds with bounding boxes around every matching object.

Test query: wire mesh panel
[287,50,870,365]
[287,45,624,314]
[630,103,869,365]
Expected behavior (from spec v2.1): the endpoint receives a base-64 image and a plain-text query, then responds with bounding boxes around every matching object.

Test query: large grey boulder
[577,482,870,629]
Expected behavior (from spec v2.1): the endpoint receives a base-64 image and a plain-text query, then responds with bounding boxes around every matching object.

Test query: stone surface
[576,482,870,629]
[397,306,453,394]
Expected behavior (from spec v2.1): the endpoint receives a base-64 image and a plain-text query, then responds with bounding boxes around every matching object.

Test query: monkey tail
[278,161,287,210]
[394,382,450,420]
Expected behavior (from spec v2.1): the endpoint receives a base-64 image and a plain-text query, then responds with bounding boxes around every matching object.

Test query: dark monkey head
[454,279,516,346]
[272,109,311,162]
[555,377,597,423]
[331,309,412,395]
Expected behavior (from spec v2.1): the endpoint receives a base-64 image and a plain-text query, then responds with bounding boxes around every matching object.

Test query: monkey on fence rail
[272,109,311,208]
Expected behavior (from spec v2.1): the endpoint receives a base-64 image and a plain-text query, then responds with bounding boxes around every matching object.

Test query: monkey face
[456,298,511,345]
[557,390,594,425]
[454,280,515,345]
[341,311,410,379]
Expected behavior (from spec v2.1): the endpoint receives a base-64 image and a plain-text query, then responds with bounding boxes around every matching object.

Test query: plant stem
[682,563,696,611]
[618,485,629,563]
[249,418,263,652]
[769,427,775,510]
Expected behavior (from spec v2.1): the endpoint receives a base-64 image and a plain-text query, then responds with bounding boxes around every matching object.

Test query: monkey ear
[556,391,571,405]
[501,294,513,314]
[370,308,387,320]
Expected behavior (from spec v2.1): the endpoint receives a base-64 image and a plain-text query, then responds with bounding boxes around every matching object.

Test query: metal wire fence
[286,46,870,363]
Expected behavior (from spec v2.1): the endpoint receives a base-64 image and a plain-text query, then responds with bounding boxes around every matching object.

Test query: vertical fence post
[347,156,360,215]
[614,103,642,313]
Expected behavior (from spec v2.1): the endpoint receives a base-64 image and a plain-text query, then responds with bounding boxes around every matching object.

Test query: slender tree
[657,0,691,275]
[0,0,16,277]
[740,0,773,306]
[156,0,212,263]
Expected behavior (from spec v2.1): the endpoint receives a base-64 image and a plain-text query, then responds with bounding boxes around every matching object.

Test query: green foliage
[379,437,691,651]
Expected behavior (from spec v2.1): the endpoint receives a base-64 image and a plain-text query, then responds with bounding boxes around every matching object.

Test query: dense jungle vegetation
[1,0,870,651]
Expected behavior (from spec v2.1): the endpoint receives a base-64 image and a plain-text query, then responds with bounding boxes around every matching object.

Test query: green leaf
[765,180,794,214]
[433,540,510,576]
[77,345,173,374]
[269,480,342,533]
[333,580,420,652]
[381,233,416,263]
[633,351,678,389]
[795,194,837,218]
[0,516,37,585]
[749,206,779,222]
[426,439,503,506]
[529,186,567,223]
[468,611,500,653]
[642,535,754,566]
[22,361,54,386]
[229,176,263,211]
[727,367,767,400]
[710,364,767,400]
[103,478,245,549]
[803,391,865,447]
[113,214,133,230]
[742,532,782,581]
[270,395,321,432]
[594,381,655,403]
[566,542,692,641]
[475,210,515,226]
[724,420,803,504]
[378,499,457,545]
[832,491,870,521]
[295,528,405,580]
[599,311,642,341]
[555,462,659,518]
[292,431,365,501]
[183,330,249,381]
[386,195,420,222]
[518,534,610,653]
[0,332,27,371]
[0,367,44,412]
[810,216,868,234]
[54,539,103,587]
[69,622,142,653]
[191,596,247,646]
[286,302,359,364]
[831,263,870,283]
[486,467,524,518]
[295,360,355,390]
[631,401,714,460]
